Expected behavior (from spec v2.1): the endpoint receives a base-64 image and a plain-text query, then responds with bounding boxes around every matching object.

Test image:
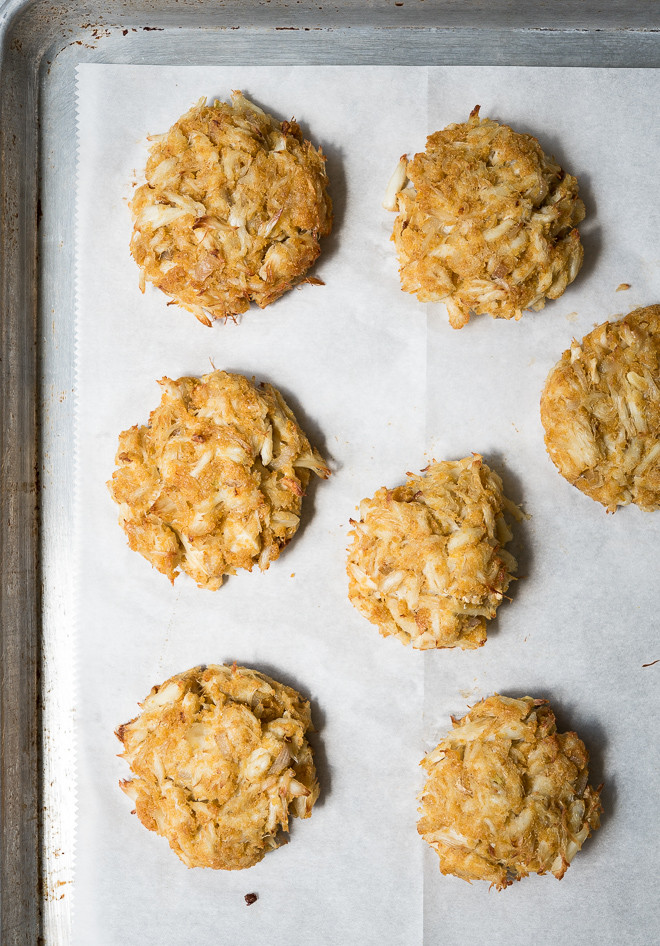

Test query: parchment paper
[74,65,660,946]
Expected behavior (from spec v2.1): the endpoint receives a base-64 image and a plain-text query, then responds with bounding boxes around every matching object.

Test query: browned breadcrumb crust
[418,694,602,888]
[108,370,329,588]
[130,93,332,325]
[386,106,584,328]
[117,664,319,870]
[540,305,660,511]
[346,456,521,650]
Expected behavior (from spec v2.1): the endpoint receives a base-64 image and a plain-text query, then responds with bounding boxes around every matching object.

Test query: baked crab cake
[385,106,585,328]
[541,304,660,512]
[117,664,319,869]
[130,92,332,325]
[346,456,521,650]
[108,370,330,588]
[418,694,602,888]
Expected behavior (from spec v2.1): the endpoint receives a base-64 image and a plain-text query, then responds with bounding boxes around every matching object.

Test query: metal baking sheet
[2,3,660,944]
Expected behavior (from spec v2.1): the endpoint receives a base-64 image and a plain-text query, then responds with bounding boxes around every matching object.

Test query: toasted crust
[418,694,602,888]
[117,665,319,870]
[388,107,584,328]
[130,93,332,325]
[108,370,329,588]
[346,456,521,650]
[541,305,660,511]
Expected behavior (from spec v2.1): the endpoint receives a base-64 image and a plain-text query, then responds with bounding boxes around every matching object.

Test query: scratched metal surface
[1,2,659,943]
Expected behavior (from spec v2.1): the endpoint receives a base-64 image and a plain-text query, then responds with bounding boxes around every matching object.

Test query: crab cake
[385,106,584,328]
[130,93,332,326]
[117,664,319,870]
[346,456,521,650]
[418,694,602,889]
[108,370,329,588]
[541,305,660,512]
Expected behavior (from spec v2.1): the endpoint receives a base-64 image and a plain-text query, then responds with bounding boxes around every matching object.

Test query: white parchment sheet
[74,65,660,946]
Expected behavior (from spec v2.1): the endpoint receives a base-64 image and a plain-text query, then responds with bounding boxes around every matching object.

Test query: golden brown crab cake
[346,456,522,650]
[130,92,332,325]
[108,370,329,588]
[117,664,319,870]
[541,305,660,512]
[418,694,602,889]
[385,106,584,328]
